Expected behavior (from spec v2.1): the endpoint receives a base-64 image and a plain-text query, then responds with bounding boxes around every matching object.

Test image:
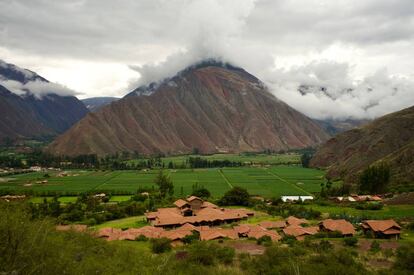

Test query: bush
[394,245,414,271]
[218,186,250,206]
[135,235,148,241]
[343,237,358,247]
[327,230,343,238]
[186,242,235,266]
[370,240,381,253]
[181,231,199,244]
[315,240,333,252]
[256,235,272,245]
[150,238,172,254]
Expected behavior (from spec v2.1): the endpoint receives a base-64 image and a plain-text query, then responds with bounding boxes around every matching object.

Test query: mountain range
[0,60,88,142]
[47,61,330,156]
[310,105,414,185]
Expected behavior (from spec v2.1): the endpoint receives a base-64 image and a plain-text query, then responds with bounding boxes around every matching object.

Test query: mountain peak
[126,59,260,98]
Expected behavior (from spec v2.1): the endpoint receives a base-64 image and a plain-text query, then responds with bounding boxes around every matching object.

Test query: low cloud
[264,62,414,120]
[1,79,77,99]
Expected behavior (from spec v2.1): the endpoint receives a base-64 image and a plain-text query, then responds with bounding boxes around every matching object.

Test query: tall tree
[154,170,174,198]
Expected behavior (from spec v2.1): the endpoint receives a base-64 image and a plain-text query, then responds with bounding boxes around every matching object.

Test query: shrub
[394,245,414,271]
[150,238,172,254]
[370,240,381,253]
[315,240,333,252]
[343,237,358,247]
[186,242,235,266]
[327,230,343,238]
[256,235,272,245]
[135,235,148,241]
[218,186,250,206]
[181,231,199,244]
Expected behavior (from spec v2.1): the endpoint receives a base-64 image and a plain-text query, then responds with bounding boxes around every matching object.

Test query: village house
[259,220,286,229]
[145,196,254,228]
[286,216,308,226]
[281,196,314,203]
[319,219,355,236]
[0,194,26,202]
[361,220,401,239]
[283,225,319,240]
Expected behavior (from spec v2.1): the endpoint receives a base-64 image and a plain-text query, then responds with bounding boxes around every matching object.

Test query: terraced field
[0,166,325,198]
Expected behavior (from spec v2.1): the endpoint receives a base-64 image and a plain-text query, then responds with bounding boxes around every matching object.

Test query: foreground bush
[187,242,235,265]
[343,237,358,247]
[150,238,172,254]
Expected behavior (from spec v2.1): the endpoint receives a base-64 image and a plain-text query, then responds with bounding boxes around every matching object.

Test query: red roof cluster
[146,197,254,227]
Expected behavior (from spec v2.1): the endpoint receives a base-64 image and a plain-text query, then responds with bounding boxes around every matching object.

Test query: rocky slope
[48,62,330,156]
[310,106,414,184]
[0,60,88,141]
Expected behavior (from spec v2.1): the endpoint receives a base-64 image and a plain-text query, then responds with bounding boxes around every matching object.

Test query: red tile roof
[259,220,286,229]
[319,219,355,235]
[187,196,202,202]
[283,225,319,239]
[362,220,401,233]
[174,199,189,208]
[286,216,308,226]
[200,228,239,241]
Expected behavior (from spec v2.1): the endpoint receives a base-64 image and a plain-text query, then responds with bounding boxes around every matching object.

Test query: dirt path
[218,169,234,189]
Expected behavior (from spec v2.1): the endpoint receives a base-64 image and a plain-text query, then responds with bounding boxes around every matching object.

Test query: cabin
[362,220,401,239]
[281,196,314,202]
[283,225,319,240]
[319,219,355,236]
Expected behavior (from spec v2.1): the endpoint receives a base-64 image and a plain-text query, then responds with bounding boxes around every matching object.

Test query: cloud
[0,0,413,118]
[264,61,414,120]
[1,79,77,99]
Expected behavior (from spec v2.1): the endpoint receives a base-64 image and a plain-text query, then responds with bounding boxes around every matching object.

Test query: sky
[0,0,413,120]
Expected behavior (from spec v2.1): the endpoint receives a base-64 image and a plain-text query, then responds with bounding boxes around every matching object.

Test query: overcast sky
[0,0,413,120]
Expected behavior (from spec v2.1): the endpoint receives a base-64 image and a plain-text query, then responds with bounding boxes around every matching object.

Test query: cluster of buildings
[331,195,383,203]
[145,196,254,227]
[89,196,402,245]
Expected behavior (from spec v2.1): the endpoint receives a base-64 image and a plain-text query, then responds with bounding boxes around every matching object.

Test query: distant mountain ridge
[310,105,414,185]
[82,97,119,112]
[0,60,88,142]
[48,61,330,156]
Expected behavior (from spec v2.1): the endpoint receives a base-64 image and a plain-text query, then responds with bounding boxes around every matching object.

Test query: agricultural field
[128,153,301,166]
[0,166,325,198]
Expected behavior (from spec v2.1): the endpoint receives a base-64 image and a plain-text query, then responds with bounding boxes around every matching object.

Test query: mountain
[315,119,370,136]
[48,61,330,156]
[82,97,119,112]
[310,106,414,185]
[0,60,89,142]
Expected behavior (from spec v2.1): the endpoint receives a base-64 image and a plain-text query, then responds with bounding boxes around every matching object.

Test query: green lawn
[1,166,326,198]
[92,216,147,230]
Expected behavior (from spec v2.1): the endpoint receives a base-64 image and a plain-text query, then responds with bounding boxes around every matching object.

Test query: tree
[154,170,174,198]
[301,152,313,168]
[218,186,250,206]
[359,163,390,194]
[191,183,211,199]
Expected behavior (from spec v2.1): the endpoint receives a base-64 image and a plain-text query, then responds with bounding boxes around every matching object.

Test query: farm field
[128,153,301,166]
[0,166,325,198]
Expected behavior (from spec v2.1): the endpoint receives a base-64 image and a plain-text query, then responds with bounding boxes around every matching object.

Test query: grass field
[127,153,301,167]
[0,166,326,198]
